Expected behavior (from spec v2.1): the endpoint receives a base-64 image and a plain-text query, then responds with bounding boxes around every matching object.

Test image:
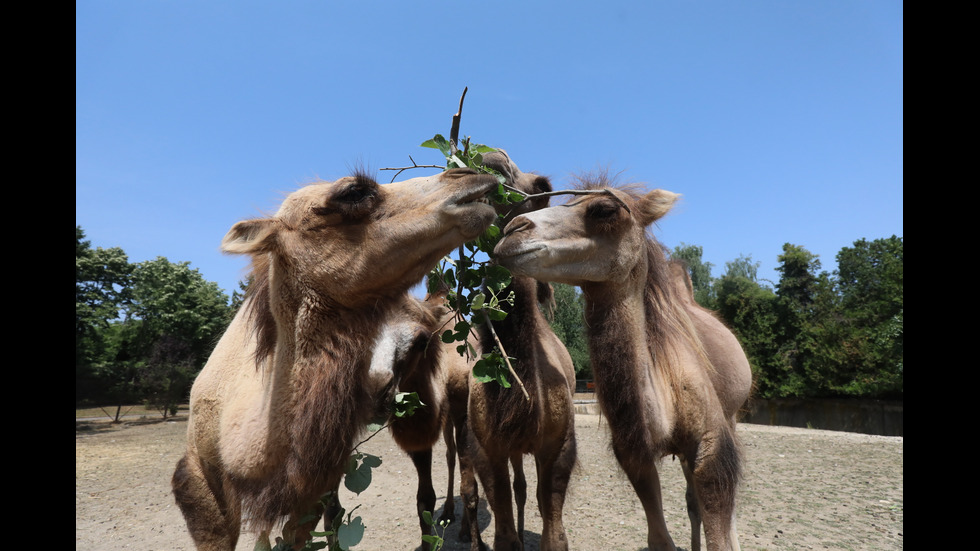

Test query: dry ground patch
[76,412,902,550]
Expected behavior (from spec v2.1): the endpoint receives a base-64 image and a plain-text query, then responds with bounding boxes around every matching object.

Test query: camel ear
[221,218,279,256]
[637,189,680,226]
[525,174,553,211]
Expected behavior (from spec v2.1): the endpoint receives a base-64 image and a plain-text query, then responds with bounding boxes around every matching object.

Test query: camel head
[222,168,500,308]
[481,149,553,224]
[494,184,679,286]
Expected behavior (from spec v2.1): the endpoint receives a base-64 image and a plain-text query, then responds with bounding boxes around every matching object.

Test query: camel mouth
[495,243,545,268]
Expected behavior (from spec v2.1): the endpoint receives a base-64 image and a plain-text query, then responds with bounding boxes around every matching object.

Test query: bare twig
[353,422,392,450]
[379,155,445,182]
[482,310,531,402]
[509,187,633,213]
[449,86,468,154]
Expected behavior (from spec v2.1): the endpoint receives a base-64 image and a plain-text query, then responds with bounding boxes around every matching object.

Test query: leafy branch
[386,87,530,401]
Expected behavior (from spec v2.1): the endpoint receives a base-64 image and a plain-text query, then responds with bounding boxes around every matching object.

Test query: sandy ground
[76,411,902,551]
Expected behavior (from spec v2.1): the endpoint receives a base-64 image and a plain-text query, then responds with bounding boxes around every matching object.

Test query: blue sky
[76,2,902,299]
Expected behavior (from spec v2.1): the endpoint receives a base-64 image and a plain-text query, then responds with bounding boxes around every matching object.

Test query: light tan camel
[493,179,753,551]
[462,151,578,551]
[171,168,500,551]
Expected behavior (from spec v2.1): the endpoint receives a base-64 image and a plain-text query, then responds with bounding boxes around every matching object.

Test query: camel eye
[335,182,375,204]
[586,201,619,220]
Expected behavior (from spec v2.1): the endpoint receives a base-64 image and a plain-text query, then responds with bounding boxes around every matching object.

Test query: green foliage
[392,392,425,418]
[128,257,233,366]
[420,132,526,388]
[421,510,449,550]
[75,227,235,407]
[472,350,513,387]
[672,239,902,400]
[547,283,591,378]
[832,236,903,397]
[76,227,134,402]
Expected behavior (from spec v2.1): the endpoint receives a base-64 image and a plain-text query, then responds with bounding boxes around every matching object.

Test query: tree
[714,266,783,397]
[723,254,761,284]
[546,283,591,379]
[833,236,903,398]
[124,257,233,413]
[76,226,133,403]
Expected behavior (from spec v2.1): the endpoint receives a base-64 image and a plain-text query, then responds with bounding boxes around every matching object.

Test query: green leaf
[394,392,425,418]
[471,357,494,383]
[441,329,455,344]
[422,510,434,525]
[421,134,452,157]
[487,308,509,321]
[471,293,486,311]
[452,320,470,341]
[448,154,467,169]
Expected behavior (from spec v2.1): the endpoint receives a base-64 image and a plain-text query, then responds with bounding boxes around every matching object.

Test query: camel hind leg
[441,420,458,525]
[690,429,742,551]
[457,423,486,550]
[510,453,527,546]
[172,453,241,551]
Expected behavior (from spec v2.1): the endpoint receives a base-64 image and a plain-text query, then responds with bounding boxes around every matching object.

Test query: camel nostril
[503,215,533,236]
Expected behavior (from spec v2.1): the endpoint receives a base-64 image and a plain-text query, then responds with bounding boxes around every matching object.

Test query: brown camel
[462,151,578,551]
[171,168,500,551]
[493,178,753,551]
[381,289,480,551]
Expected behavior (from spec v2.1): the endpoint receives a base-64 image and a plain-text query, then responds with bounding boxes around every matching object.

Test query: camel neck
[482,274,542,380]
[582,282,675,451]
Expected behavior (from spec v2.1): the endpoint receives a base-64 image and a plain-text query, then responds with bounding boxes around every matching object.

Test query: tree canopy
[674,236,903,400]
[76,224,902,408]
[76,226,234,413]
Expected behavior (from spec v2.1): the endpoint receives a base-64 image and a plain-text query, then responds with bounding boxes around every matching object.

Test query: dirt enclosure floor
[76,412,903,550]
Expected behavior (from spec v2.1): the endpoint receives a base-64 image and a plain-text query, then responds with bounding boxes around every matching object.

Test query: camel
[380,288,480,551]
[171,168,500,551]
[462,151,578,551]
[492,178,753,551]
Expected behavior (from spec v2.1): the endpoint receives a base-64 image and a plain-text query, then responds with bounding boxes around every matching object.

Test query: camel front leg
[681,457,703,551]
[613,448,677,551]
[280,498,326,551]
[409,449,439,551]
[477,452,521,551]
[533,433,576,551]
